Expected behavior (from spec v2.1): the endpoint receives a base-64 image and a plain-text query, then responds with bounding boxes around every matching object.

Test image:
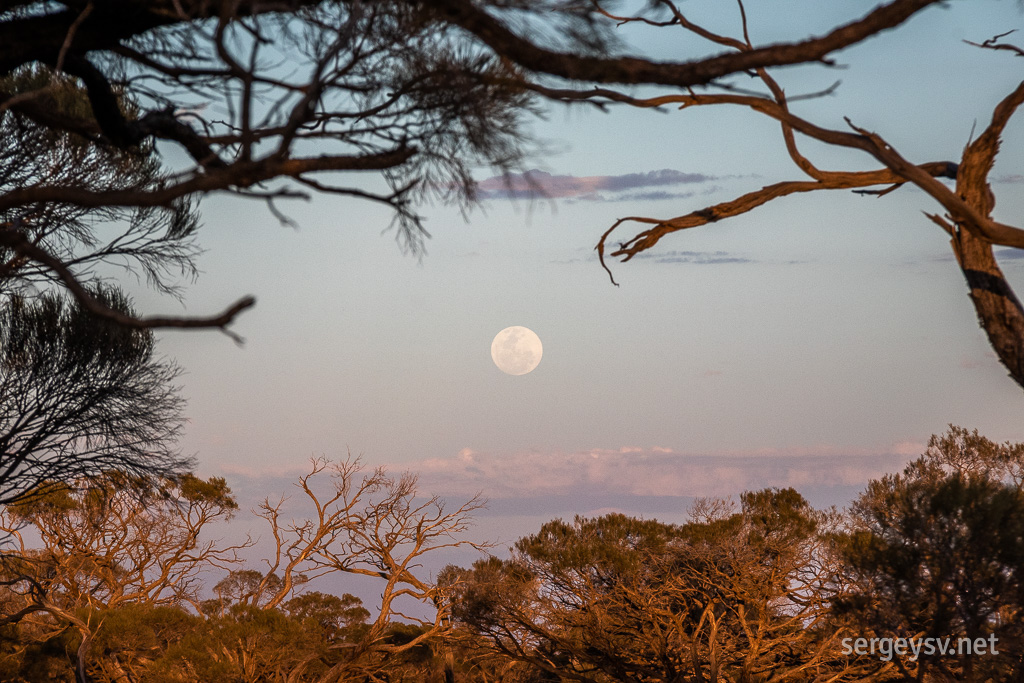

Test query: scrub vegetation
[0,427,1022,681]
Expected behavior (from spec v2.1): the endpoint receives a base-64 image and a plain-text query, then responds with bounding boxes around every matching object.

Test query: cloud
[994,174,1024,184]
[552,249,757,266]
[630,249,755,265]
[959,350,999,370]
[406,446,917,507]
[938,248,1024,266]
[209,445,925,550]
[890,440,927,456]
[218,445,919,503]
[476,169,720,201]
[922,248,1024,266]
[996,247,1024,260]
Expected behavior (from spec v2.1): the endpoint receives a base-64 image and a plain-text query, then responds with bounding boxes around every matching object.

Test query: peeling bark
[955,231,1024,385]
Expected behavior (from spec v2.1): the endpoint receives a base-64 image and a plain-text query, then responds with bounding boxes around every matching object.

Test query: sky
[128,0,1024,553]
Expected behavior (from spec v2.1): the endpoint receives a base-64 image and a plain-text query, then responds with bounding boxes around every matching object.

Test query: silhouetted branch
[0,225,254,341]
[434,0,943,87]
[965,30,1024,57]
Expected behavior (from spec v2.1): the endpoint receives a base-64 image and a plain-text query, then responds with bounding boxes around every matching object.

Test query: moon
[491,326,543,376]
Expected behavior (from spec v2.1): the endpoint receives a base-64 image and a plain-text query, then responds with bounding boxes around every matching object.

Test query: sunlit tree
[0,471,244,680]
[837,426,1024,682]
[445,492,886,682]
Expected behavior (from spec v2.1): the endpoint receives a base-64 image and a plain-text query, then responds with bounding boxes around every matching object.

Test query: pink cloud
[475,169,717,201]
[406,446,916,501]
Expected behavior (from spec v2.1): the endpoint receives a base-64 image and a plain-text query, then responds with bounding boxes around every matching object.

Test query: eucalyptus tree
[0,470,243,681]
[444,493,886,683]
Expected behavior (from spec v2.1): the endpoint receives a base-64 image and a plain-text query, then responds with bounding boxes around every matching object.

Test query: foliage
[0,289,189,504]
[0,429,1022,681]
[0,0,945,336]
[836,426,1024,681]
[444,490,884,682]
[0,66,200,301]
[0,456,482,682]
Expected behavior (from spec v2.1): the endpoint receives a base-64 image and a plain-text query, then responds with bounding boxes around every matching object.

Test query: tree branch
[0,147,416,212]
[597,162,959,284]
[0,225,254,341]
[434,0,943,87]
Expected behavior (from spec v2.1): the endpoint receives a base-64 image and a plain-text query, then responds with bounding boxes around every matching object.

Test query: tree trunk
[76,628,93,683]
[954,229,1024,388]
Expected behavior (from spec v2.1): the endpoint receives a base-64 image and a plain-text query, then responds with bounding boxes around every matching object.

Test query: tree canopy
[0,0,947,337]
[0,289,187,504]
[0,428,1020,681]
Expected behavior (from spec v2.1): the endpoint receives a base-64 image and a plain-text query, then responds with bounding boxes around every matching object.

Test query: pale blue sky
[133,0,1024,531]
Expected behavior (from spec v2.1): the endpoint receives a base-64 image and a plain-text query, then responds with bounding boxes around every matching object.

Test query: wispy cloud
[996,247,1024,260]
[552,248,758,266]
[630,249,754,265]
[476,169,721,201]
[213,445,923,536]
[406,446,917,505]
[930,248,1024,266]
[959,350,999,370]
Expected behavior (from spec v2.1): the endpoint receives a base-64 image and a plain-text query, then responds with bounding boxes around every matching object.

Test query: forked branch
[0,224,255,342]
[586,18,1024,388]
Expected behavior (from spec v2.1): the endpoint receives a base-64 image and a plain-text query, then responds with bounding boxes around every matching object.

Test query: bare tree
[0,0,942,334]
[235,456,486,682]
[0,457,488,682]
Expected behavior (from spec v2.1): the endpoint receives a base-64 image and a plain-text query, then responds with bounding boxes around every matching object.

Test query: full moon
[491,326,543,376]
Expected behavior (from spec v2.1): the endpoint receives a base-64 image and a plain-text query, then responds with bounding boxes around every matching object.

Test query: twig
[0,225,255,343]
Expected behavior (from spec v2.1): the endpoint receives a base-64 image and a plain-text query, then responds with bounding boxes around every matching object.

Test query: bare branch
[0,148,416,213]
[965,30,1024,57]
[597,161,959,280]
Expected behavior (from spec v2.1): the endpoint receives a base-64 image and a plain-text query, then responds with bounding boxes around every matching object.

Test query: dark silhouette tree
[0,67,200,298]
[0,289,190,504]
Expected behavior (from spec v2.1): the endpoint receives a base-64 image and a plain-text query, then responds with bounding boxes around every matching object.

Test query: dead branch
[248,455,487,679]
[577,9,1024,388]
